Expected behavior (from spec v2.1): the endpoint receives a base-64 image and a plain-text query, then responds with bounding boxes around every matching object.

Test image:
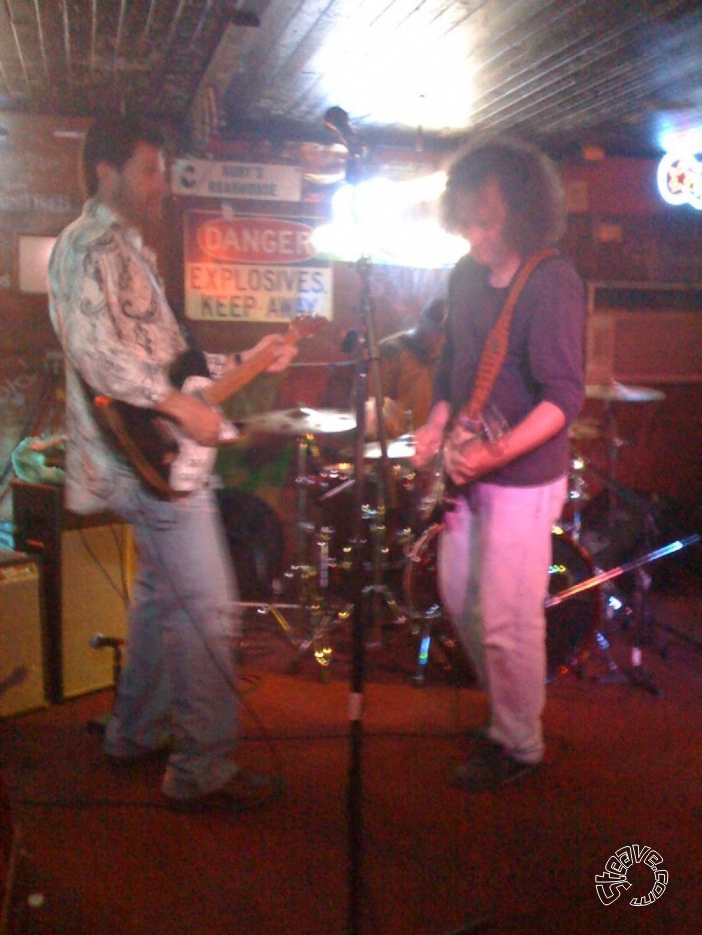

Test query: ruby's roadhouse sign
[184,210,333,322]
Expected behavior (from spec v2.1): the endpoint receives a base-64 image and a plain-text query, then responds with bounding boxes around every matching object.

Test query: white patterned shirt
[48,199,225,512]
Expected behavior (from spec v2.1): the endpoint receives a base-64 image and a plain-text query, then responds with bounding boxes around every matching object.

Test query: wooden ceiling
[1,0,701,159]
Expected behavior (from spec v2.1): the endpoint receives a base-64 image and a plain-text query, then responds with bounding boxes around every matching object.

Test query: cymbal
[585,381,665,403]
[568,417,601,441]
[242,407,356,435]
[364,435,416,460]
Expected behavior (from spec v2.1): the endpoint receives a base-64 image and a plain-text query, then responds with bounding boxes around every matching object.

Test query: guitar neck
[200,328,299,409]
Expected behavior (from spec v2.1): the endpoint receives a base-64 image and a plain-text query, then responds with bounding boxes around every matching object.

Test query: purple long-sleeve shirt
[432,253,586,487]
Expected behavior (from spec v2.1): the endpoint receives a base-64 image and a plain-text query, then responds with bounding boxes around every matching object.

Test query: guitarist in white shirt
[413,135,586,792]
[49,115,296,812]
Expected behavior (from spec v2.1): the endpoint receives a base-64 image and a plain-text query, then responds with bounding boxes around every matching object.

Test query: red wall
[0,117,700,540]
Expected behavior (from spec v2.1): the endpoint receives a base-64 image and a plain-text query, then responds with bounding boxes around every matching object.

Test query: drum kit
[234,380,696,687]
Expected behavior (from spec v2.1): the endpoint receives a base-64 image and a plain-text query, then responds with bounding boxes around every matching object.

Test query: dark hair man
[49,115,296,811]
[413,135,585,791]
[366,297,447,438]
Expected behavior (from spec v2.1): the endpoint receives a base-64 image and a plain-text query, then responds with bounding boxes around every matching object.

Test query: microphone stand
[326,107,492,934]
[86,634,125,734]
[346,255,396,935]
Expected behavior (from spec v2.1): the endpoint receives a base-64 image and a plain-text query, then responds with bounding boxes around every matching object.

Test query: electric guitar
[417,404,508,525]
[91,315,326,498]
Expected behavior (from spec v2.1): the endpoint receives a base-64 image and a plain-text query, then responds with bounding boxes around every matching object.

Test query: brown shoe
[166,769,284,814]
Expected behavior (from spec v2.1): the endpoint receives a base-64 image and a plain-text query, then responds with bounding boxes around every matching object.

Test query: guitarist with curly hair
[413,134,586,792]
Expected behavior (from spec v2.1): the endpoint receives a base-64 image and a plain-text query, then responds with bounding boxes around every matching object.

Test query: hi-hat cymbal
[364,435,416,460]
[242,407,356,435]
[585,381,665,403]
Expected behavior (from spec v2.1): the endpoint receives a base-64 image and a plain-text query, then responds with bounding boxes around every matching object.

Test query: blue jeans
[437,477,567,764]
[104,469,241,799]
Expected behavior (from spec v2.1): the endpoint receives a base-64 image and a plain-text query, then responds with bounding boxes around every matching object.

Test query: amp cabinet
[11,481,132,703]
[0,551,46,717]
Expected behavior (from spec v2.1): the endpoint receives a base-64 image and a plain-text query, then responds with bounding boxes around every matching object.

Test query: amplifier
[12,481,132,702]
[0,551,46,717]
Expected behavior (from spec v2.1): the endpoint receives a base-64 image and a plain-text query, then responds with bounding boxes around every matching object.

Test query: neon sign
[657,152,702,210]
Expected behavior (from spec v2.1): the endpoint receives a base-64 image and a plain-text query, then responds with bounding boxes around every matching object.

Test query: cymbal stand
[601,401,627,529]
[234,433,339,674]
[287,432,347,672]
[291,432,318,572]
[565,450,588,542]
[363,482,408,645]
[624,501,666,694]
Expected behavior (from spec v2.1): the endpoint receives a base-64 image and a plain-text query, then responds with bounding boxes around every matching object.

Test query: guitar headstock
[289,315,328,340]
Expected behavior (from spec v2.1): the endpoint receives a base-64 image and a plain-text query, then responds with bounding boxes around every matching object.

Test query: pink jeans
[437,477,567,763]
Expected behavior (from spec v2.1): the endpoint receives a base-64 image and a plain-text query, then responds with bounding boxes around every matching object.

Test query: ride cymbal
[585,381,665,403]
[241,407,356,435]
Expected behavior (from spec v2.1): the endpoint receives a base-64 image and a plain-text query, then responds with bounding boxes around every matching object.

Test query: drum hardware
[564,452,589,541]
[546,532,700,695]
[217,434,354,672]
[318,465,356,501]
[584,380,665,530]
[288,602,351,678]
[293,433,321,569]
[403,522,450,685]
[403,523,604,685]
[313,494,409,651]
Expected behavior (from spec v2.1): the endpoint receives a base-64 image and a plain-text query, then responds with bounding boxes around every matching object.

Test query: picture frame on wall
[16,234,56,294]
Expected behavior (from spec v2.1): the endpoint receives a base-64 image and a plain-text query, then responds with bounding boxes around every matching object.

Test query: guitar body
[93,376,233,499]
[91,315,326,498]
[416,409,507,527]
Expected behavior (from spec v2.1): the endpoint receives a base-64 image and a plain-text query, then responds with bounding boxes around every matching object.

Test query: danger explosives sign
[184,210,333,322]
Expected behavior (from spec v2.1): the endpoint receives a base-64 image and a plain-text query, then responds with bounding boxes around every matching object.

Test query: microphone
[340,329,360,353]
[324,106,353,144]
[323,105,363,159]
[90,633,125,650]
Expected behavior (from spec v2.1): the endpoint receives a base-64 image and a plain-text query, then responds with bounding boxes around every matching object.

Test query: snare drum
[403,524,600,682]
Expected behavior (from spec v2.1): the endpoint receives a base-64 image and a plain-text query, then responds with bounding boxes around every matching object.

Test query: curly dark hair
[441,134,566,253]
[81,114,167,198]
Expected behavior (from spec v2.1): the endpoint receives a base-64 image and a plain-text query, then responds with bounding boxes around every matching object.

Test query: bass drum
[216,488,285,601]
[403,524,599,682]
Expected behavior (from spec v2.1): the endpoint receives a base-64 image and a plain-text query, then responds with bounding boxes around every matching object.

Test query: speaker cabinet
[0,552,46,717]
[12,481,132,702]
[59,525,131,699]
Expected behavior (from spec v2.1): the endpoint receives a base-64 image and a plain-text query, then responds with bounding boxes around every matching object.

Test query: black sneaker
[165,769,284,814]
[451,743,541,793]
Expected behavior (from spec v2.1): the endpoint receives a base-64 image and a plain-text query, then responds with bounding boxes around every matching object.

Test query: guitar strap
[461,247,558,424]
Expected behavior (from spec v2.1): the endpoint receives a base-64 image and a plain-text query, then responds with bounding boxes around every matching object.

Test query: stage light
[312,176,466,267]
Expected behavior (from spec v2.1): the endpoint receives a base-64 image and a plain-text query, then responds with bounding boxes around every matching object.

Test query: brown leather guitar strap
[461,247,558,424]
